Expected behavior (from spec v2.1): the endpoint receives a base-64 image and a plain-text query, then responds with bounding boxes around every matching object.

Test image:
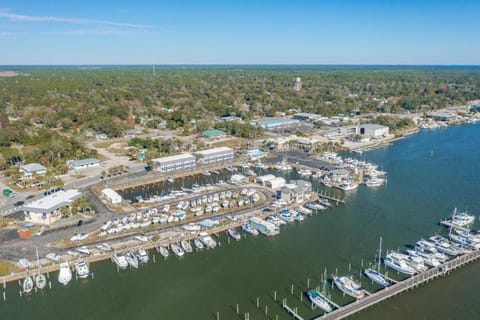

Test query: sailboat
[364,237,389,287]
[34,248,47,290]
[23,276,34,293]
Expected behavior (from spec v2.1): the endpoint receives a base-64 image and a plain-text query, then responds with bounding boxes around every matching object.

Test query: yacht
[415,243,449,262]
[449,232,480,250]
[296,206,312,215]
[406,249,441,267]
[199,232,217,248]
[112,252,129,270]
[405,255,428,272]
[181,240,193,254]
[363,268,389,287]
[365,177,385,187]
[74,260,90,279]
[429,236,460,256]
[171,243,185,257]
[306,202,326,211]
[23,276,34,293]
[307,290,333,313]
[58,262,72,285]
[227,228,242,241]
[193,238,205,249]
[126,252,139,268]
[336,182,358,191]
[242,223,259,236]
[136,249,149,263]
[450,208,475,227]
[279,210,295,222]
[294,212,305,221]
[157,246,170,258]
[333,276,365,299]
[384,252,417,275]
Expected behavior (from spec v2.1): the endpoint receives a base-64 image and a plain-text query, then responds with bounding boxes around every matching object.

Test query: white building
[230,174,249,185]
[280,180,312,203]
[152,153,196,173]
[265,177,286,190]
[256,174,276,186]
[294,77,302,91]
[195,147,234,164]
[67,158,101,170]
[101,188,122,205]
[358,124,389,138]
[19,163,47,179]
[23,189,82,225]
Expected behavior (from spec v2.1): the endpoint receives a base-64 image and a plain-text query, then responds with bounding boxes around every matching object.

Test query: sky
[0,0,479,65]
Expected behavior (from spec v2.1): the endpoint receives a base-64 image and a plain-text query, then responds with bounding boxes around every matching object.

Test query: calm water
[2,124,480,320]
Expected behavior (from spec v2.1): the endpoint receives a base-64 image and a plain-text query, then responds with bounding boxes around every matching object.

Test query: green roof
[202,129,226,138]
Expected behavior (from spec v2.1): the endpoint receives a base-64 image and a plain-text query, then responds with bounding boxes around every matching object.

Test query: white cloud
[0,10,152,29]
[47,28,147,36]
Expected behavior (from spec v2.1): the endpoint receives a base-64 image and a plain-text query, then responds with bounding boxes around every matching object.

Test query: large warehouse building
[195,147,234,164]
[152,153,196,173]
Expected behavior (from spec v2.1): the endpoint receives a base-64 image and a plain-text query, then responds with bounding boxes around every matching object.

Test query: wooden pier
[282,302,304,320]
[317,190,346,206]
[315,249,480,319]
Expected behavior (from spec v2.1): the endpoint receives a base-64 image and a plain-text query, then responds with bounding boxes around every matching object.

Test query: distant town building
[256,174,276,186]
[67,158,101,170]
[230,174,249,184]
[195,147,234,164]
[294,77,302,91]
[23,189,82,225]
[152,153,196,173]
[251,117,300,130]
[218,116,243,123]
[202,129,227,139]
[124,128,143,137]
[358,124,389,138]
[101,188,122,205]
[95,133,108,140]
[293,113,323,122]
[280,180,312,203]
[427,111,457,122]
[19,163,47,179]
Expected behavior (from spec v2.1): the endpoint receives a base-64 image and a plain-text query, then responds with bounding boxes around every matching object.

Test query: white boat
[294,212,305,221]
[449,232,480,250]
[46,253,60,262]
[157,246,169,258]
[70,232,89,242]
[181,240,193,254]
[450,208,475,227]
[384,252,417,275]
[429,235,460,256]
[74,260,90,279]
[296,206,312,215]
[76,246,91,255]
[365,177,385,187]
[134,235,149,242]
[242,223,259,236]
[112,252,129,270]
[58,262,72,285]
[333,276,365,299]
[405,255,428,272]
[162,205,170,213]
[406,249,441,267]
[167,176,174,183]
[364,268,389,287]
[199,232,217,248]
[307,290,332,313]
[136,249,149,263]
[96,243,113,251]
[126,252,139,268]
[183,223,201,231]
[415,242,449,262]
[23,276,34,293]
[171,243,185,257]
[336,182,358,191]
[193,238,205,249]
[35,274,47,290]
[227,228,241,240]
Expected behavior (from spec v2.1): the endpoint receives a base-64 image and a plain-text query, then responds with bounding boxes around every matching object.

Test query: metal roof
[20,163,46,173]
[67,158,100,168]
[24,190,82,214]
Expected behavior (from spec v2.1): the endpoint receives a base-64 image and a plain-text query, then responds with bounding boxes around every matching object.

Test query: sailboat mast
[378,236,382,271]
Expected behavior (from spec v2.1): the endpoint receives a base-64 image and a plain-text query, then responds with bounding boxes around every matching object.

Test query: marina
[1,124,480,320]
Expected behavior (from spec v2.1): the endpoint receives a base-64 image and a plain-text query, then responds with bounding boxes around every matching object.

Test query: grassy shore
[0,259,19,276]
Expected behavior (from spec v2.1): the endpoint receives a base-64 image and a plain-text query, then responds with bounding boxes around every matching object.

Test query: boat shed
[67,158,101,170]
[358,124,389,138]
[265,177,286,190]
[101,188,122,205]
[152,153,196,173]
[23,189,82,225]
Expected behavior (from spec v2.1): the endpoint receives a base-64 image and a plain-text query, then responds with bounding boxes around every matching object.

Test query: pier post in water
[291,284,294,295]
[307,278,310,288]
[236,304,239,314]
[274,290,277,301]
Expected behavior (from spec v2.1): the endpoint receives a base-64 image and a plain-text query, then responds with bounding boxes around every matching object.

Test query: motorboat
[405,255,428,272]
[296,206,312,215]
[74,260,90,279]
[167,176,174,183]
[242,223,259,236]
[112,252,129,270]
[95,243,113,252]
[364,268,389,287]
[157,246,169,258]
[58,262,72,285]
[333,276,365,299]
[76,246,91,255]
[126,252,139,268]
[227,228,241,241]
[429,236,460,256]
[46,253,60,262]
[181,240,193,254]
[415,243,449,262]
[199,232,217,248]
[384,252,416,275]
[171,243,185,257]
[307,290,332,313]
[193,238,204,249]
[294,212,305,221]
[406,249,440,267]
[136,249,149,263]
[23,276,34,293]
[450,208,475,227]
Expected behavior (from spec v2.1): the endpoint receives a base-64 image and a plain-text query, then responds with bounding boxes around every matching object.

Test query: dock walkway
[316,250,480,319]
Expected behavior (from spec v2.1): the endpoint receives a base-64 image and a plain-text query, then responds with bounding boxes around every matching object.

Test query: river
[1,123,479,320]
